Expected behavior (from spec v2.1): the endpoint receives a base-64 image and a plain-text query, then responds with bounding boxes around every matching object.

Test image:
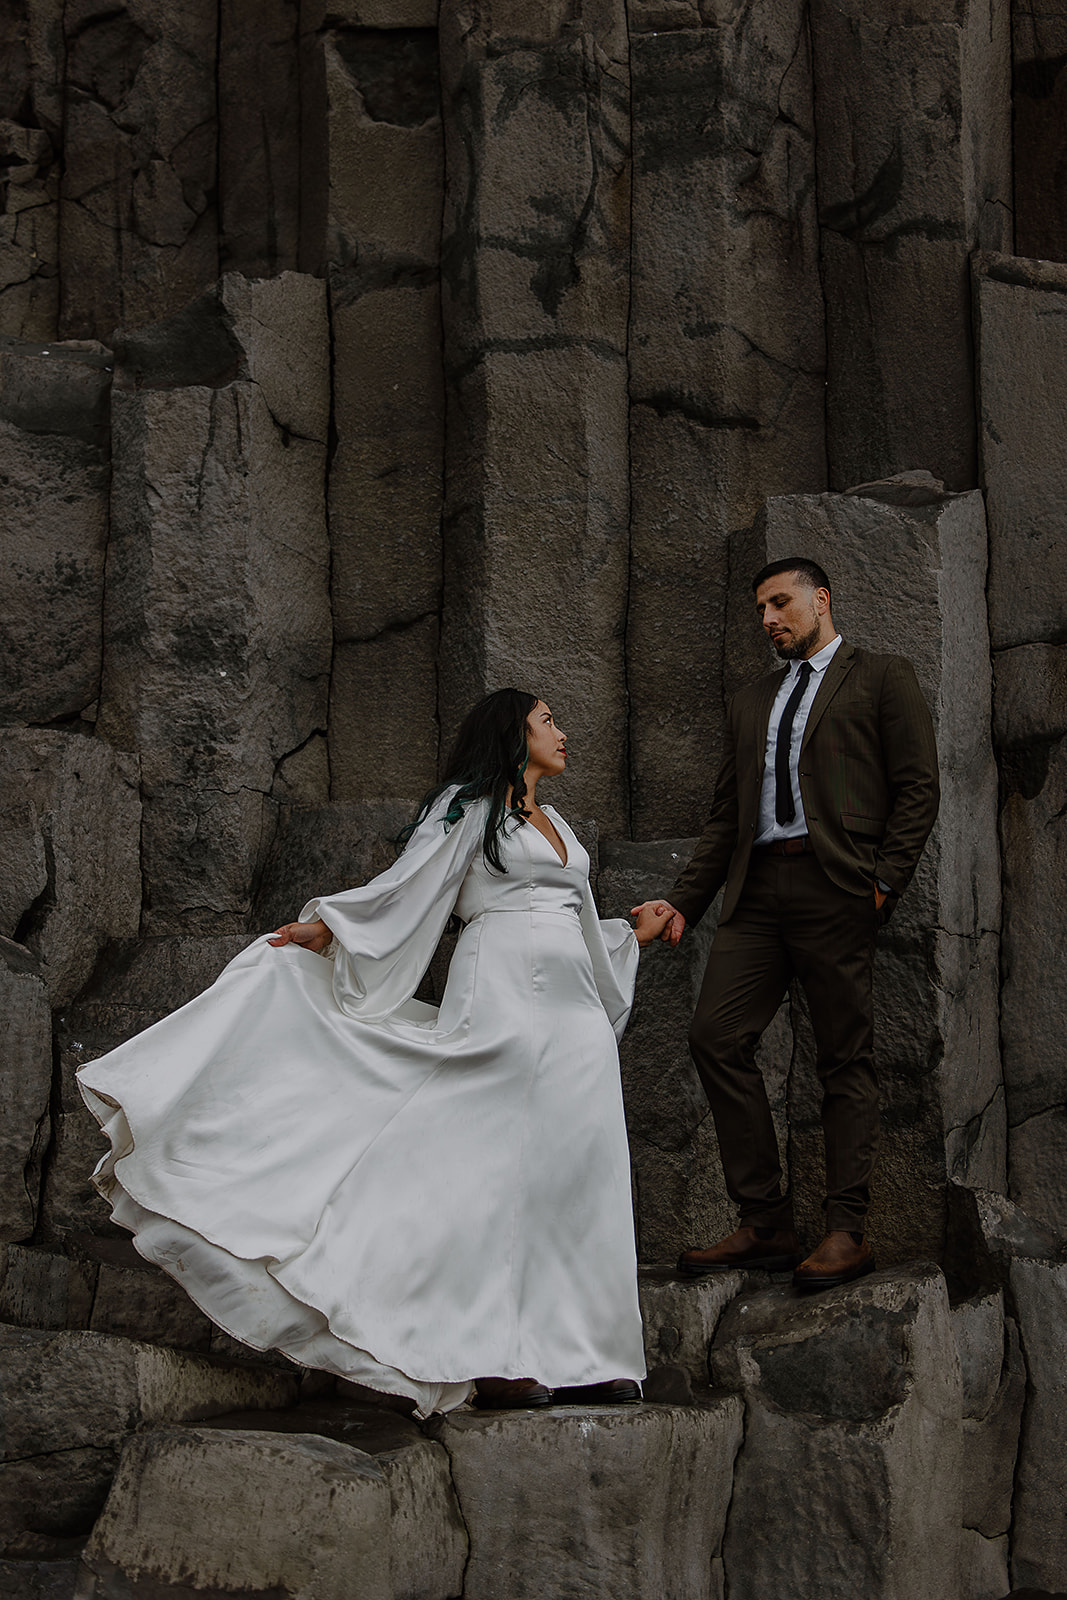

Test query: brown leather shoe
[677,1226,803,1276]
[472,1377,554,1409]
[552,1379,641,1405]
[792,1230,876,1292]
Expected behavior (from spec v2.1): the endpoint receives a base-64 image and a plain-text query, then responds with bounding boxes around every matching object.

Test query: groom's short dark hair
[752,557,832,602]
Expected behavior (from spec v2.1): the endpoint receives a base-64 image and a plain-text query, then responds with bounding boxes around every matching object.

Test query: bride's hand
[631,903,675,947]
[267,918,332,953]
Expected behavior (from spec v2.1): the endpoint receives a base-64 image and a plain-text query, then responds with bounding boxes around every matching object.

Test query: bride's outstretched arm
[293,790,487,1020]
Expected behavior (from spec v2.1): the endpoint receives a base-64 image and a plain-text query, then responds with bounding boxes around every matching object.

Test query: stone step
[79,1425,393,1600]
[708,1264,969,1600]
[5,1258,1039,1598]
[0,1554,83,1599]
[201,1398,469,1600]
[0,1323,299,1560]
[427,1399,742,1600]
[76,1396,742,1600]
[638,1263,750,1401]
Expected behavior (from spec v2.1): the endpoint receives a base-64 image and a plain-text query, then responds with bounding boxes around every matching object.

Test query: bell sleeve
[578,882,640,1041]
[300,790,487,1022]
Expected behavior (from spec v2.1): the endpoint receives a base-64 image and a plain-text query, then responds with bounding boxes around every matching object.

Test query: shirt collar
[790,633,842,679]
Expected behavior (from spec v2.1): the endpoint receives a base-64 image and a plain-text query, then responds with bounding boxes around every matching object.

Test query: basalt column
[976,252,1067,1238]
[301,2,445,801]
[0,0,65,338]
[811,0,1012,490]
[1013,0,1067,264]
[438,0,631,832]
[58,0,220,339]
[0,338,111,728]
[626,0,827,838]
[218,0,302,279]
[95,273,333,934]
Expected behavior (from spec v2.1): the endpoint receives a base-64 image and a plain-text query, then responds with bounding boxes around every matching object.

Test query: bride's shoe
[472,1376,554,1409]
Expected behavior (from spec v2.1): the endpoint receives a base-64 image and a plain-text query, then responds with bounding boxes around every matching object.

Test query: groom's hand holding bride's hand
[630,901,686,947]
[267,918,332,953]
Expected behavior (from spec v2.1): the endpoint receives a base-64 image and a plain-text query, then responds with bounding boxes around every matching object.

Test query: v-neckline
[527,807,569,868]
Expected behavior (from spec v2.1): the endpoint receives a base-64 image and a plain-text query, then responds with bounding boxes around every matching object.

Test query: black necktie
[775,661,813,825]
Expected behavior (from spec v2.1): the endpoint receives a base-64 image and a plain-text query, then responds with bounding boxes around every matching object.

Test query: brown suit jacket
[670,644,940,926]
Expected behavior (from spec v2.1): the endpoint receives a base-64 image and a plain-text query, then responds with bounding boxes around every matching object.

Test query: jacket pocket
[841,812,886,837]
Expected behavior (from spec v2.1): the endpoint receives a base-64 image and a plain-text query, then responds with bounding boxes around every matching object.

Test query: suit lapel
[801,642,856,749]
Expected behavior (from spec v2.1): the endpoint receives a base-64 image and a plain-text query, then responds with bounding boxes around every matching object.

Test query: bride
[78,689,669,1416]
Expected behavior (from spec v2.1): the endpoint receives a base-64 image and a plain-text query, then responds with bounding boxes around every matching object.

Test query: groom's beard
[773,615,821,660]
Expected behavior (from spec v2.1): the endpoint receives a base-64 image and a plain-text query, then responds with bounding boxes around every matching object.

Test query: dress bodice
[453,807,587,923]
[292,788,635,1035]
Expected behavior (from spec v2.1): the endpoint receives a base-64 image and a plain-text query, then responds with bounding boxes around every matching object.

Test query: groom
[633,558,939,1290]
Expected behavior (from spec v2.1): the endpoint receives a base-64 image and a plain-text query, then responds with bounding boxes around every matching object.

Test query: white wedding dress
[78,792,645,1416]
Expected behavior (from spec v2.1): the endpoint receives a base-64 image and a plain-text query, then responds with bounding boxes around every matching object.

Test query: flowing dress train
[77,793,645,1416]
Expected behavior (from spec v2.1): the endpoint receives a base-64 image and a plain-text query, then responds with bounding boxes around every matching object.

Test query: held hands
[630,900,686,948]
[267,918,332,954]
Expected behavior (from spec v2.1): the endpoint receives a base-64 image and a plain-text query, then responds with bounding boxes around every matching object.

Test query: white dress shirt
[753,634,843,846]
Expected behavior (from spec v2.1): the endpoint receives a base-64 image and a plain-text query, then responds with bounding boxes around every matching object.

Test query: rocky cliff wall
[1,0,1066,1595]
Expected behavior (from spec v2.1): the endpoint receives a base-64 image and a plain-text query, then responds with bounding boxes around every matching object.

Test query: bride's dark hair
[397,687,540,873]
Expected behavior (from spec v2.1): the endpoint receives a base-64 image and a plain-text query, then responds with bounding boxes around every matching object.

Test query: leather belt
[755,835,813,857]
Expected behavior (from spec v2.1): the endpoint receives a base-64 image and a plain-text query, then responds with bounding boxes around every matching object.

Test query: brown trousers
[687,850,881,1234]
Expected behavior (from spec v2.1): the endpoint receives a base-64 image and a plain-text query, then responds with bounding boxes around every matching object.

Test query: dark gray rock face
[313,22,446,801]
[218,0,301,280]
[0,941,51,1242]
[0,1325,296,1553]
[45,935,251,1242]
[1010,1260,1067,1591]
[438,0,631,834]
[431,1401,743,1600]
[946,1182,1067,1298]
[638,1267,746,1402]
[0,731,141,1008]
[952,1290,1024,1567]
[0,339,112,726]
[999,713,1067,1235]
[995,643,1067,751]
[203,1398,471,1600]
[600,839,721,1254]
[0,1242,95,1332]
[711,1266,963,1600]
[95,274,331,934]
[626,0,827,838]
[0,1239,216,1352]
[977,253,1067,652]
[253,799,413,932]
[1013,2,1067,265]
[79,1399,473,1600]
[80,1427,393,1600]
[0,1555,82,1595]
[58,0,219,340]
[976,254,1067,1244]
[813,0,1012,491]
[0,24,64,340]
